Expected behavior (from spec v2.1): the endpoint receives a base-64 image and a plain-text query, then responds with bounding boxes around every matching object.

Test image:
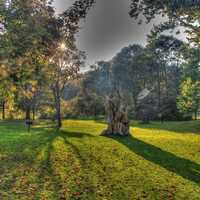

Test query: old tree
[95,0,200,135]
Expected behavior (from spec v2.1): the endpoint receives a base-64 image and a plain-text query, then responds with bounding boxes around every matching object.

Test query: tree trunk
[25,107,31,120]
[94,105,97,118]
[194,111,198,120]
[156,63,162,113]
[142,115,150,124]
[32,108,35,121]
[133,95,138,118]
[101,91,130,136]
[55,97,62,128]
[52,81,62,129]
[2,101,5,120]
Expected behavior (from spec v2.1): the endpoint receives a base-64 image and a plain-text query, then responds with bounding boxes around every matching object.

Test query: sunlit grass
[0,120,200,199]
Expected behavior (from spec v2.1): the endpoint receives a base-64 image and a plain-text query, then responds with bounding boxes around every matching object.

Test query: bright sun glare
[60,43,66,50]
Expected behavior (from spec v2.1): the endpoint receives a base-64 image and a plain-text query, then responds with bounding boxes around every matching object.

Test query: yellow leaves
[0,66,8,78]
[20,80,39,99]
[178,78,200,113]
[36,147,47,161]
[10,84,17,92]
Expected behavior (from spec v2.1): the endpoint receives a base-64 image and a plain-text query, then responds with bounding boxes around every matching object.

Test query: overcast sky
[53,0,184,66]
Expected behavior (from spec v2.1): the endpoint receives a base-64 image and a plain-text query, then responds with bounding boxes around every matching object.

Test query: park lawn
[0,120,200,200]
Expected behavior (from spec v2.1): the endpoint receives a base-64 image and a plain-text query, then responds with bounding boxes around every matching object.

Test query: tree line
[0,0,200,132]
[70,35,200,123]
[0,0,93,128]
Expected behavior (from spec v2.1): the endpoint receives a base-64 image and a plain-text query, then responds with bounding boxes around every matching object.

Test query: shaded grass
[95,118,200,134]
[0,120,200,199]
[111,135,200,184]
[132,120,200,134]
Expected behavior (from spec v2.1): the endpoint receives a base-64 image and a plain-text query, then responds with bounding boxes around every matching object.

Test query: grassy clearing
[0,120,200,200]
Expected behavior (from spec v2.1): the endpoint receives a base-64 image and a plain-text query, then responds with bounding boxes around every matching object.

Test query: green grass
[0,120,200,200]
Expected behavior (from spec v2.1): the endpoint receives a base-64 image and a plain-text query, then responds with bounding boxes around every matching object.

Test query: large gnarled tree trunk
[101,91,130,136]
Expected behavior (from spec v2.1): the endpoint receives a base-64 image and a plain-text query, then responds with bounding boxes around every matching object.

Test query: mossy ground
[0,120,200,200]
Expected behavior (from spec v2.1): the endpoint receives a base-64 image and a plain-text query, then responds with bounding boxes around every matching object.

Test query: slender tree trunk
[2,101,5,120]
[54,83,62,128]
[142,118,150,124]
[194,111,198,120]
[56,97,62,128]
[163,63,169,98]
[25,107,32,132]
[32,108,35,121]
[133,95,138,118]
[94,105,97,118]
[25,106,31,120]
[157,70,161,109]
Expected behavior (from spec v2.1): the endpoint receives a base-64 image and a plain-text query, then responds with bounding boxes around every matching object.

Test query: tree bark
[194,111,198,120]
[157,68,161,110]
[25,106,31,120]
[2,101,5,120]
[56,98,62,128]
[101,91,130,136]
[32,108,35,121]
[52,81,63,129]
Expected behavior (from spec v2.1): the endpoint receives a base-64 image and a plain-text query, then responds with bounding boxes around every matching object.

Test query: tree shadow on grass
[59,131,97,197]
[37,132,65,199]
[131,121,200,134]
[94,119,200,134]
[59,130,95,138]
[0,127,58,197]
[0,128,85,198]
[109,135,200,184]
[37,130,96,198]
